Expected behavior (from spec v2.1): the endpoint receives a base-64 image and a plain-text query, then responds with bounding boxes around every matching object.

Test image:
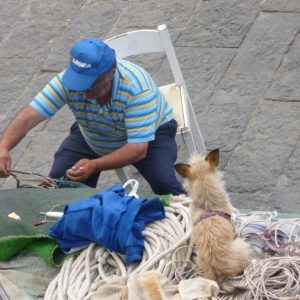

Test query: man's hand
[66,159,97,182]
[66,142,148,183]
[0,148,11,178]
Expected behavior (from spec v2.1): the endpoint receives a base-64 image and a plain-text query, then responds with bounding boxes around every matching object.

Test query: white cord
[46,203,300,300]
[123,179,140,198]
[44,197,194,300]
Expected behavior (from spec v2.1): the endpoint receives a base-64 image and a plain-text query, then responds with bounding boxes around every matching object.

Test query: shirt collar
[111,66,120,101]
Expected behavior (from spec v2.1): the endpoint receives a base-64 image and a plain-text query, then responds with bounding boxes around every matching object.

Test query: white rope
[46,203,300,300]
[233,211,300,257]
[217,256,300,300]
[44,197,196,300]
[218,212,300,300]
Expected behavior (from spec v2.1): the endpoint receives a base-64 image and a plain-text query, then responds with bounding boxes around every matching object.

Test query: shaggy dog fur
[175,149,250,293]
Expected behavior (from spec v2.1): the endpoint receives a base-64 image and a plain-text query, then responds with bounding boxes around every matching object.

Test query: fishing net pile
[44,196,300,300]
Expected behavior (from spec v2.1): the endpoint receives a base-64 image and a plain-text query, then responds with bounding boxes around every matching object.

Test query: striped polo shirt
[30,59,173,156]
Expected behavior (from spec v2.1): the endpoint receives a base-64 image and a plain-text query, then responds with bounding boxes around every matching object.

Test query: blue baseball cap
[62,38,116,91]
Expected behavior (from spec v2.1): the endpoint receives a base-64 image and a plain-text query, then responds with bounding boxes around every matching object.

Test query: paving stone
[42,0,123,72]
[200,74,272,152]
[0,174,19,189]
[0,70,53,133]
[283,140,300,188]
[156,46,236,110]
[18,72,57,105]
[269,187,300,213]
[0,1,28,42]
[42,0,198,73]
[109,0,198,40]
[199,12,300,152]
[0,0,87,52]
[177,0,261,47]
[0,0,81,59]
[227,13,300,77]
[2,131,69,187]
[224,101,300,193]
[265,34,300,102]
[262,0,300,12]
[229,192,267,211]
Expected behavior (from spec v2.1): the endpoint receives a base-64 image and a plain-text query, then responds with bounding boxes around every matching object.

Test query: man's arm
[0,106,45,177]
[66,142,148,181]
[67,87,158,182]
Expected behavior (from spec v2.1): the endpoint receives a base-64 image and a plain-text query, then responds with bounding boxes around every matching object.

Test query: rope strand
[45,202,300,299]
[44,198,195,299]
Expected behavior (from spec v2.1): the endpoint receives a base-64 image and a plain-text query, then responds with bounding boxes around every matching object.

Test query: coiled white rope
[218,256,300,300]
[44,197,197,300]
[233,211,300,256]
[219,211,300,300]
[46,203,300,300]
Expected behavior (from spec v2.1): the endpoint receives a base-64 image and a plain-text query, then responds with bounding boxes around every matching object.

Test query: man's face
[84,68,115,101]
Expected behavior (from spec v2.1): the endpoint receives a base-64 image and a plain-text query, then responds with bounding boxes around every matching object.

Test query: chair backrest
[105,24,206,154]
[106,25,185,85]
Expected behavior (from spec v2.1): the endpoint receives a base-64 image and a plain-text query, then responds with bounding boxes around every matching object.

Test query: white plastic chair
[105,24,206,183]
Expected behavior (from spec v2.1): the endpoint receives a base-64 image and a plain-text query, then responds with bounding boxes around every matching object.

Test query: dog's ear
[174,163,191,178]
[205,149,219,168]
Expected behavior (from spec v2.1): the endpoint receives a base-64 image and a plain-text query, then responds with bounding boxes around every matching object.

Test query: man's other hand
[0,149,11,178]
[66,159,97,182]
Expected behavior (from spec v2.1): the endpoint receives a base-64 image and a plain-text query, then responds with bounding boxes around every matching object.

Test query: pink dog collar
[194,209,231,225]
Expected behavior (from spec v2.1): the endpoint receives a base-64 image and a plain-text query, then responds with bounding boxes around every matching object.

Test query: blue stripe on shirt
[30,60,174,156]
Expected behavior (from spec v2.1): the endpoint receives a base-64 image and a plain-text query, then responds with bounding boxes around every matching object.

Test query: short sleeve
[30,73,67,119]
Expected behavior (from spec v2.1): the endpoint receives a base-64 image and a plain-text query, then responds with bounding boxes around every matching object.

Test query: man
[0,38,184,195]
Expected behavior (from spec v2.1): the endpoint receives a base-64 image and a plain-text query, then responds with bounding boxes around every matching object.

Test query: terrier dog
[175,149,250,294]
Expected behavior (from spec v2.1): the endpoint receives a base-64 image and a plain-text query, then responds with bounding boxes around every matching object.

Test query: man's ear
[205,149,219,168]
[109,68,115,79]
[174,163,191,178]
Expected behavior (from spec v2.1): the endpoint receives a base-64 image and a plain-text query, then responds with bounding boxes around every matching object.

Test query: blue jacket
[49,184,165,264]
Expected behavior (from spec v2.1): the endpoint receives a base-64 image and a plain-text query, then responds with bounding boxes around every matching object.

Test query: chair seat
[159,83,188,133]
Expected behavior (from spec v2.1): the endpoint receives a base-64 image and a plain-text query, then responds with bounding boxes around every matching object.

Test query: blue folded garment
[49,184,165,264]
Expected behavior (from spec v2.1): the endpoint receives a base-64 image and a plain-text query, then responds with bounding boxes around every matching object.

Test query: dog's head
[174,149,220,192]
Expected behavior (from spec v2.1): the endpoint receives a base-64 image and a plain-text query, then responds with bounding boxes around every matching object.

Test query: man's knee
[149,176,184,195]
[49,153,71,179]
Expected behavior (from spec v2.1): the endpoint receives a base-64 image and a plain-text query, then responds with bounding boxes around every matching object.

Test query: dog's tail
[219,282,248,295]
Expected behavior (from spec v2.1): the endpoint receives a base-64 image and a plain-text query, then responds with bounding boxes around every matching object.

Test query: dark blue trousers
[49,120,184,195]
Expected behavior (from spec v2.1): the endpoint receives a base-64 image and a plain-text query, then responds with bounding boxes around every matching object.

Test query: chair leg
[187,101,206,155]
[182,131,198,156]
[115,168,130,184]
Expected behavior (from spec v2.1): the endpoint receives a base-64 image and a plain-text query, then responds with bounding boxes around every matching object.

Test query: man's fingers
[66,166,85,180]
[67,166,84,174]
[0,171,10,178]
[66,159,90,181]
[73,166,84,170]
[0,160,11,177]
[69,165,84,171]
[66,172,85,181]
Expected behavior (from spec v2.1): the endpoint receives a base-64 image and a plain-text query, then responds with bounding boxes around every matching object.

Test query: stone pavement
[0,0,299,213]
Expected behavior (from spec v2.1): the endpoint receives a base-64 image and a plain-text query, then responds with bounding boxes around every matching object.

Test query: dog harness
[194,209,231,225]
